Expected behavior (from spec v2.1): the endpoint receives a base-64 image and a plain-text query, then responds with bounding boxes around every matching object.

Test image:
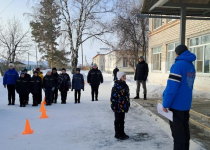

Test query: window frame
[123,58,128,68]
[167,42,179,72]
[189,34,210,74]
[152,46,162,71]
[153,17,162,30]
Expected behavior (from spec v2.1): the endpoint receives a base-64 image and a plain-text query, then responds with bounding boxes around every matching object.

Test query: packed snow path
[0,72,173,150]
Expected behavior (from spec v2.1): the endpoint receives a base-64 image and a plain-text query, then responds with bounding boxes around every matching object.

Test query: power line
[0,0,15,15]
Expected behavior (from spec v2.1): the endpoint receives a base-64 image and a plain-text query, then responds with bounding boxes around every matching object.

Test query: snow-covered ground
[0,71,206,150]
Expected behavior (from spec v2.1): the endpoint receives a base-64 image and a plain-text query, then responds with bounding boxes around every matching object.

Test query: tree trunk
[71,56,78,74]
[71,47,79,74]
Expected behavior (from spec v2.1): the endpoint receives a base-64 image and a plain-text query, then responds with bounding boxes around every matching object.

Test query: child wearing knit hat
[110,72,130,140]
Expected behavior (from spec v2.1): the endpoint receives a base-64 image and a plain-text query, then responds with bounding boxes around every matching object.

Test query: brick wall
[148,18,210,92]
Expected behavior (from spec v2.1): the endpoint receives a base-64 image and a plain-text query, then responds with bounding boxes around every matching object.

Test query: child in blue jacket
[71,68,84,104]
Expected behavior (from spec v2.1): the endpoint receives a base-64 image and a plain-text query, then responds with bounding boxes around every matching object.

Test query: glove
[71,89,73,91]
[43,88,46,92]
[52,87,55,91]
[4,85,6,88]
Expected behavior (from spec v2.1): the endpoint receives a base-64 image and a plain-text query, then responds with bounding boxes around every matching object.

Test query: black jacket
[51,72,59,87]
[113,68,119,77]
[58,73,71,91]
[43,75,55,89]
[110,80,130,113]
[15,77,30,94]
[134,61,149,81]
[24,73,31,80]
[87,68,103,86]
[30,76,42,94]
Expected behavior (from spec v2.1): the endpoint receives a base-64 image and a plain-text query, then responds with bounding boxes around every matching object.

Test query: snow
[21,61,37,66]
[0,71,205,150]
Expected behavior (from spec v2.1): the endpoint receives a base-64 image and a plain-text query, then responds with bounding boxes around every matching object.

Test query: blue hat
[20,72,25,75]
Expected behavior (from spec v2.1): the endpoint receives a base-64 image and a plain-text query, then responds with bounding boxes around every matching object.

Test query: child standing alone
[72,68,84,104]
[110,72,130,140]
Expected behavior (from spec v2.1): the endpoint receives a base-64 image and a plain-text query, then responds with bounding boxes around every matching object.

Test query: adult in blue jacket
[72,68,84,104]
[163,45,196,150]
[3,62,19,105]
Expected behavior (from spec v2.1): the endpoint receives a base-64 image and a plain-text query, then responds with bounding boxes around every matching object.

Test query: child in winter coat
[15,72,30,107]
[43,70,55,106]
[110,72,130,140]
[71,68,84,104]
[30,71,42,106]
[58,68,71,104]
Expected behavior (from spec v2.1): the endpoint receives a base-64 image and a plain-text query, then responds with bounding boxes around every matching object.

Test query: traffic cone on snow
[43,97,46,105]
[39,102,47,112]
[84,80,86,84]
[22,119,34,135]
[39,110,49,119]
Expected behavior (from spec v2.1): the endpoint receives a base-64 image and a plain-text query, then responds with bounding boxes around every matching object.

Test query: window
[153,46,162,71]
[123,58,128,67]
[154,18,162,30]
[189,34,210,73]
[167,15,176,23]
[167,42,179,71]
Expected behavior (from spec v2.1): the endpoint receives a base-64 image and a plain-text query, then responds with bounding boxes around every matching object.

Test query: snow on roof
[21,61,37,65]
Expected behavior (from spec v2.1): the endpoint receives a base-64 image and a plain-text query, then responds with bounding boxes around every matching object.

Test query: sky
[0,0,112,65]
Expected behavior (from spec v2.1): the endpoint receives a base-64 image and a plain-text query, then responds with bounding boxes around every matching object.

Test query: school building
[144,2,210,92]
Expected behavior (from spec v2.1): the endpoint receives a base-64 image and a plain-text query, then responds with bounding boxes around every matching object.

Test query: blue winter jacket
[163,50,196,111]
[72,73,84,90]
[3,68,19,85]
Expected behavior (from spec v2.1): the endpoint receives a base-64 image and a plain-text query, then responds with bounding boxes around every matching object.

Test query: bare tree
[108,0,149,72]
[0,17,30,64]
[59,0,113,73]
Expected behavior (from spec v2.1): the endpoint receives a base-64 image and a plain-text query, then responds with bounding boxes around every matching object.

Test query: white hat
[8,62,14,67]
[46,69,51,73]
[117,72,126,80]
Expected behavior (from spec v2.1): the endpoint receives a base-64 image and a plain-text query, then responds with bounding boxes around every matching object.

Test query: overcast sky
[0,0,112,65]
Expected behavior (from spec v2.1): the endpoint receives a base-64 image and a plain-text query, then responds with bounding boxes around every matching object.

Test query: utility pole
[81,43,84,68]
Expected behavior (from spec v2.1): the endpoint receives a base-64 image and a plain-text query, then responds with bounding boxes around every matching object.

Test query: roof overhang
[141,0,210,18]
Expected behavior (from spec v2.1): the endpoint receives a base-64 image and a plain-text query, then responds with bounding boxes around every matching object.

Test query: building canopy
[141,0,210,17]
[140,0,210,44]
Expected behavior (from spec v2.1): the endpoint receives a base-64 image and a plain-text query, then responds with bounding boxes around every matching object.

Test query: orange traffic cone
[42,97,46,105]
[84,80,86,84]
[39,110,49,119]
[39,102,47,112]
[22,119,34,135]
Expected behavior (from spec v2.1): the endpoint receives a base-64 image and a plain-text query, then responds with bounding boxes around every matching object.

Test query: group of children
[15,67,84,107]
[15,65,129,140]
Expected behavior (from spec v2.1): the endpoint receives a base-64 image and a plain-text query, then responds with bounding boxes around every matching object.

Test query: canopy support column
[180,6,186,45]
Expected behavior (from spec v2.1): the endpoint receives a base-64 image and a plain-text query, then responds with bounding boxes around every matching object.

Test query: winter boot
[12,100,15,105]
[95,96,98,101]
[75,99,77,104]
[144,94,147,100]
[134,93,140,99]
[8,100,11,105]
[114,121,126,140]
[120,122,129,139]
[20,101,22,107]
[54,99,57,104]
